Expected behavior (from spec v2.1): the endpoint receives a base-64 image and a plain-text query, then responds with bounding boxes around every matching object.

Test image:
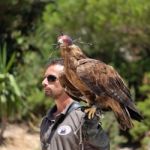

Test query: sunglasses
[46,75,57,82]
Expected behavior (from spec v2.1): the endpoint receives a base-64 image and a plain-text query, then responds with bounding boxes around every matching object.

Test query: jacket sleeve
[82,115,110,150]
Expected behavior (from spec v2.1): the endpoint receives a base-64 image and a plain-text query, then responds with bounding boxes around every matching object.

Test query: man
[40,58,110,150]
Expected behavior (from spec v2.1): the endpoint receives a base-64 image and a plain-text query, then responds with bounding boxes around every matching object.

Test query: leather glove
[81,106,101,136]
[81,107,110,150]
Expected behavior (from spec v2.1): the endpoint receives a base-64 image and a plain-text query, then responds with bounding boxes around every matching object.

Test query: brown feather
[59,72,86,102]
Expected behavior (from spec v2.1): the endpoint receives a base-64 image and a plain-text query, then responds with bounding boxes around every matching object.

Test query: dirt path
[0,124,40,150]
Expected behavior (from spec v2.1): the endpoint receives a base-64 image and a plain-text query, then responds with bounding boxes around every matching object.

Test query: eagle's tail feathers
[127,106,143,122]
[124,100,143,122]
[114,106,133,130]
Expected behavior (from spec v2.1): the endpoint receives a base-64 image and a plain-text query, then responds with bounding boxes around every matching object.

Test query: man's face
[42,64,64,99]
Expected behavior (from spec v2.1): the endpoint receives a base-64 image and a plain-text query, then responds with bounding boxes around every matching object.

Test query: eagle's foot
[84,105,97,119]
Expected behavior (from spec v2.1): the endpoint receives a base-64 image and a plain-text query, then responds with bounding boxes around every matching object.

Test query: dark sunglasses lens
[47,75,57,82]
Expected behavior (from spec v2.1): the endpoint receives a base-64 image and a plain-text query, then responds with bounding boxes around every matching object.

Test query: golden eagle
[57,35,143,130]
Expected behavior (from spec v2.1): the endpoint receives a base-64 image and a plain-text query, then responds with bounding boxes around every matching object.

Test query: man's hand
[81,106,101,131]
[81,107,110,150]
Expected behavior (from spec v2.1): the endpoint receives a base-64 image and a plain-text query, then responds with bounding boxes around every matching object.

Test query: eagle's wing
[77,58,143,122]
[59,72,86,102]
[77,58,134,108]
[76,58,143,129]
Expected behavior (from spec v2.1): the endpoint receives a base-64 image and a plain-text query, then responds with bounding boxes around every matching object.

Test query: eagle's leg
[84,105,97,119]
[83,93,97,119]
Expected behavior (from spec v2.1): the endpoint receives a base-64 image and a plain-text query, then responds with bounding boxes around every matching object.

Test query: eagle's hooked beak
[57,38,67,49]
[51,39,63,50]
[58,38,64,46]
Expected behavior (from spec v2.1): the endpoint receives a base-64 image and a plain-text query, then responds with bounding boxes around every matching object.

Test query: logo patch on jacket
[57,125,72,135]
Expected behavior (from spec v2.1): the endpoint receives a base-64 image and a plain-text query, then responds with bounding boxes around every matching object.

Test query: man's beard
[44,88,64,99]
[44,88,53,97]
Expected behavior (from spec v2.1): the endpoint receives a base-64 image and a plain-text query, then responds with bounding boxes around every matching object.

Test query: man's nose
[42,77,48,87]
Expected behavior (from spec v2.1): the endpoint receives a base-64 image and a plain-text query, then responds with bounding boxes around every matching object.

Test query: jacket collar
[46,101,75,121]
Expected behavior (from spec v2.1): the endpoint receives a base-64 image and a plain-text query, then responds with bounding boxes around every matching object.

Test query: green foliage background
[0,0,150,149]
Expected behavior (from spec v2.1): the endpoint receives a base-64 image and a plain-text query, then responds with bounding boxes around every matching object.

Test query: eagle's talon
[84,106,97,119]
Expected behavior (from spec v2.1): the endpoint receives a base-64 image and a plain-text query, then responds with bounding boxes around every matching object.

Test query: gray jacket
[40,101,110,150]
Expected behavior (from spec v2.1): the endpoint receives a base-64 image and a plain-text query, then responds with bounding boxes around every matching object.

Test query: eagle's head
[57,35,73,48]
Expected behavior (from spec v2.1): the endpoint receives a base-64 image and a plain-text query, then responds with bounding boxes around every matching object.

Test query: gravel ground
[0,124,40,150]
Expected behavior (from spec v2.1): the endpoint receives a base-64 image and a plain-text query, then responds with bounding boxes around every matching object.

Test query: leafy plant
[0,45,23,141]
[129,72,150,149]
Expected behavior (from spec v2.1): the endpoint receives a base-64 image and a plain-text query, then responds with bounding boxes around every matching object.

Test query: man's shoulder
[67,101,82,114]
[68,103,85,119]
